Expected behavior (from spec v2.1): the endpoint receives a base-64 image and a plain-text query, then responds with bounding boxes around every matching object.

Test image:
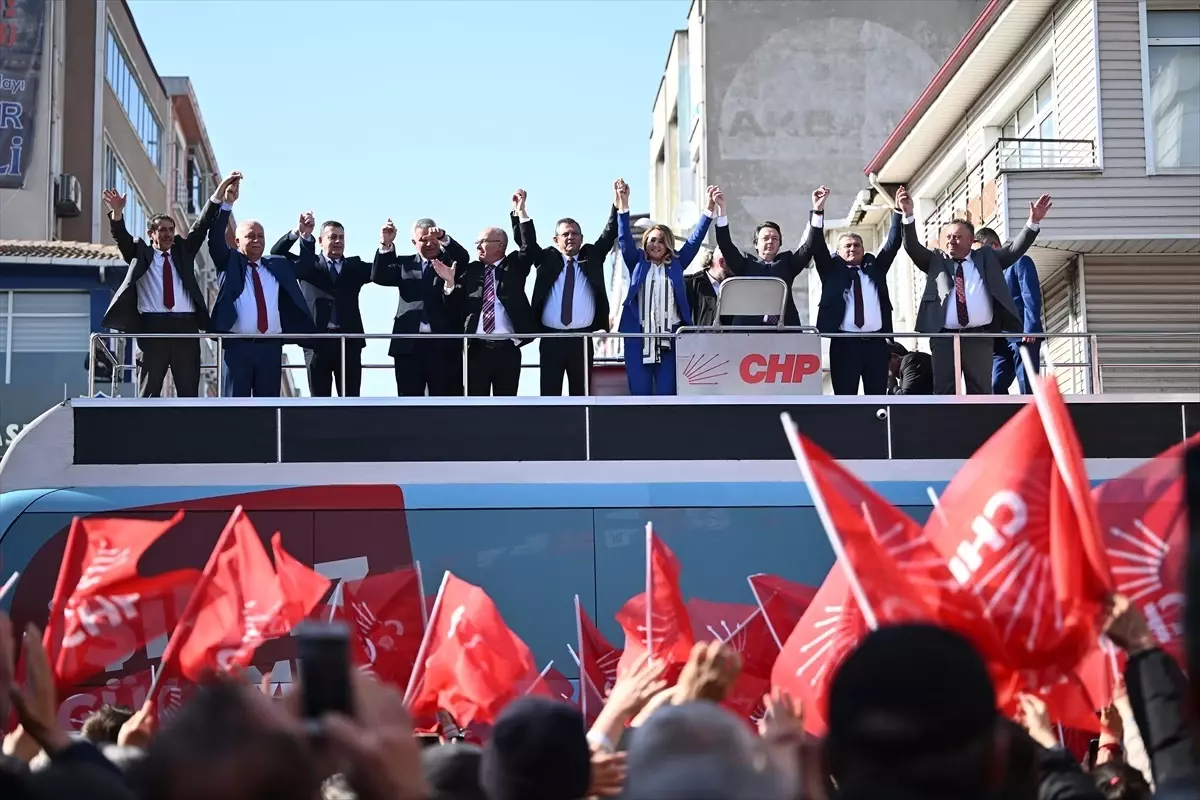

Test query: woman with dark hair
[614,179,716,395]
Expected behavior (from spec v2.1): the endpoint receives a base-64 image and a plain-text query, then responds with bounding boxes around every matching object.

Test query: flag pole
[746,575,785,650]
[644,522,653,653]
[414,560,429,632]
[718,606,763,644]
[566,643,581,665]
[781,413,880,630]
[147,506,242,703]
[0,570,19,603]
[925,486,950,527]
[404,570,450,706]
[574,594,587,725]
[523,660,555,696]
[326,581,342,624]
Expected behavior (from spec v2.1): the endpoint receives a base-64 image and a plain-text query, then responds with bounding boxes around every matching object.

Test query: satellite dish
[674,201,700,231]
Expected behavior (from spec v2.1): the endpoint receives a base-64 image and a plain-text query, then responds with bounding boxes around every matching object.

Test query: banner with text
[0,0,47,190]
[675,331,823,395]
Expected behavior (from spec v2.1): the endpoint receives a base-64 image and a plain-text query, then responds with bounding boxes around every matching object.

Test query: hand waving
[1029,193,1053,223]
[431,259,456,284]
[101,189,127,213]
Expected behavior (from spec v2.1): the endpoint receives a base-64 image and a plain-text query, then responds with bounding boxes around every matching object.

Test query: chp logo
[681,352,820,387]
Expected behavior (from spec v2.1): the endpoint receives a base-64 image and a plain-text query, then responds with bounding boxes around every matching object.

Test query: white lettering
[949,490,1027,584]
[61,592,142,648]
[1144,593,1185,644]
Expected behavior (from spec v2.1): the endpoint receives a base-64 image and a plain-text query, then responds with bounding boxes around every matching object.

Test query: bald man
[454,217,536,395]
[206,173,316,396]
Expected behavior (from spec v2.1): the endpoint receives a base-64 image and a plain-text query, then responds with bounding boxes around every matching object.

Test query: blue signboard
[0,0,47,189]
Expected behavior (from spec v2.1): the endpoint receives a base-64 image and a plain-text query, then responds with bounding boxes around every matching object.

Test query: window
[104,143,151,235]
[0,291,91,384]
[1145,10,1200,170]
[187,153,206,215]
[1000,76,1056,169]
[105,25,162,169]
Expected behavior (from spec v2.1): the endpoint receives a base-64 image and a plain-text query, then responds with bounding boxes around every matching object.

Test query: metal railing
[86,329,1200,399]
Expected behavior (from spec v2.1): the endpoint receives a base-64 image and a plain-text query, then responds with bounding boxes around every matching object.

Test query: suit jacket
[713,218,817,326]
[901,220,1036,334]
[206,202,317,340]
[888,351,933,395]
[513,205,618,332]
[455,252,537,344]
[615,210,712,338]
[1003,254,1044,342]
[683,270,732,327]
[102,202,219,333]
[811,211,902,335]
[270,232,370,350]
[372,237,472,357]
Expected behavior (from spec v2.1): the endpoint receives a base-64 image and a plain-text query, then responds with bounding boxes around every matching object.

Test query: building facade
[829,0,1200,394]
[646,0,989,324]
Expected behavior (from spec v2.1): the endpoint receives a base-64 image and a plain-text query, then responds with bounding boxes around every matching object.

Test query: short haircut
[319,220,344,234]
[700,249,714,269]
[973,227,1001,247]
[944,218,975,236]
[80,704,133,744]
[147,214,174,234]
[754,221,782,245]
[554,217,581,235]
[837,232,864,248]
[413,217,437,230]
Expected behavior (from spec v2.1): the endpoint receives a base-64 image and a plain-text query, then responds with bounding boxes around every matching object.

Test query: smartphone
[1085,738,1099,770]
[415,733,442,749]
[296,621,353,726]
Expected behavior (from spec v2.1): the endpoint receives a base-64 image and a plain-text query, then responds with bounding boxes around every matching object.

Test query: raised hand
[298,211,315,238]
[222,173,242,205]
[895,185,914,216]
[101,189,127,213]
[712,186,725,214]
[427,226,446,243]
[614,178,630,211]
[1029,193,1053,223]
[704,185,718,211]
[380,218,398,248]
[812,185,830,212]
[512,189,527,215]
[431,258,456,284]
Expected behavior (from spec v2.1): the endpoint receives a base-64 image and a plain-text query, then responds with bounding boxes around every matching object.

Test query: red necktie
[850,267,865,329]
[954,260,970,327]
[250,264,268,333]
[162,252,175,310]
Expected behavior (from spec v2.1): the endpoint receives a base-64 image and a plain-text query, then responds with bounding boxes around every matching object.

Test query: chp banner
[675,331,823,395]
[0,0,47,189]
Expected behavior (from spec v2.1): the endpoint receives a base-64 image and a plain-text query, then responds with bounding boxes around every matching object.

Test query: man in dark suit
[373,217,471,397]
[896,186,1053,394]
[887,341,933,395]
[205,173,316,397]
[511,189,617,396]
[271,214,370,396]
[455,224,535,396]
[712,192,817,326]
[99,176,236,397]
[973,227,1045,395]
[808,186,904,395]
[684,247,733,327]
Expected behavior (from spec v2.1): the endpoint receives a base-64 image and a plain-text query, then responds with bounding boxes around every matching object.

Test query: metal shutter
[8,292,92,353]
[1083,255,1200,394]
[1040,259,1089,394]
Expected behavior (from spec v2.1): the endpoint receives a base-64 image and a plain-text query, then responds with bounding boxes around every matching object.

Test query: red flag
[407,573,535,727]
[338,567,425,687]
[687,598,757,643]
[770,566,865,735]
[1094,434,1199,664]
[615,526,693,675]
[270,533,332,628]
[747,573,817,650]
[46,512,201,686]
[522,664,575,703]
[576,597,621,726]
[922,401,1105,672]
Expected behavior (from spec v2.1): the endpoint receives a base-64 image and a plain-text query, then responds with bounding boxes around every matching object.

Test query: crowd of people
[98,173,1052,399]
[1,591,1195,799]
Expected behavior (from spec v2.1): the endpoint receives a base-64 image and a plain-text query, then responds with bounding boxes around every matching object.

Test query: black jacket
[513,206,618,332]
[372,237,472,357]
[270,232,370,350]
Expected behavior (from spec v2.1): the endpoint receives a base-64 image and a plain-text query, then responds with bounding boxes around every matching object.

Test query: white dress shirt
[841,267,884,333]
[136,248,194,314]
[542,252,595,331]
[228,262,282,335]
[942,252,993,330]
[475,261,519,343]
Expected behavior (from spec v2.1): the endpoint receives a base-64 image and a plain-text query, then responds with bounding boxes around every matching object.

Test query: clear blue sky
[128,0,690,396]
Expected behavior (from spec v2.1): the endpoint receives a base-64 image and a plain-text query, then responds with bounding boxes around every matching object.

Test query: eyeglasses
[475,239,503,246]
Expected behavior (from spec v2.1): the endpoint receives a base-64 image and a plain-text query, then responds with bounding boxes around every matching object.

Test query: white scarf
[639,262,679,364]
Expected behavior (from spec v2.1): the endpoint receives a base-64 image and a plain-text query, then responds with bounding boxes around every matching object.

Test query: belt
[475,338,517,349]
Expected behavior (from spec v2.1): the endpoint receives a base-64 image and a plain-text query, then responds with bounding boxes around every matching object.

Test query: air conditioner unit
[54,173,82,218]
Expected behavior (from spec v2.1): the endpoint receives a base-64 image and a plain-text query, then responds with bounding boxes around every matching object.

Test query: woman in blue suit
[616,179,717,395]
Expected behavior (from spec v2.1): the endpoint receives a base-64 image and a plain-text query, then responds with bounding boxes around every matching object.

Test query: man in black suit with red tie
[510,188,617,396]
[455,221,536,396]
[373,218,472,396]
[100,178,237,397]
[271,214,370,396]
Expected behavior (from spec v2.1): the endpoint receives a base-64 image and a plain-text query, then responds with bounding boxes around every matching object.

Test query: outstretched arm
[873,210,904,273]
[711,188,749,277]
[676,185,718,268]
[101,189,138,263]
[895,186,933,273]
[614,179,641,270]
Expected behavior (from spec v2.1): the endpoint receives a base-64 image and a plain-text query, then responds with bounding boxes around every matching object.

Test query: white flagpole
[746,575,785,651]
[925,486,950,527]
[781,413,879,630]
[0,570,19,603]
[644,522,654,653]
[719,606,763,644]
[573,594,587,724]
[326,581,343,623]
[523,660,555,695]
[566,643,581,665]
[403,571,451,706]
[414,560,429,632]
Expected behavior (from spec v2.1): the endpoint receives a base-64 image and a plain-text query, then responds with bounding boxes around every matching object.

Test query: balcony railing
[922,137,1098,242]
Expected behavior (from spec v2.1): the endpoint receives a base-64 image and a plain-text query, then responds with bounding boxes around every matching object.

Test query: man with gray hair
[373,216,471,396]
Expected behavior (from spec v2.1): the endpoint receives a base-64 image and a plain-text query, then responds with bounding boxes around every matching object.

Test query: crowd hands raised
[100,170,1053,398]
[0,586,1192,800]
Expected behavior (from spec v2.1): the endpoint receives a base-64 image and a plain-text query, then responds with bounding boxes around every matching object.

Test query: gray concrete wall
[702,0,987,318]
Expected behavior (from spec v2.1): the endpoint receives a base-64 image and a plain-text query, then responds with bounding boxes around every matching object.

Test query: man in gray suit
[895,186,1053,394]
